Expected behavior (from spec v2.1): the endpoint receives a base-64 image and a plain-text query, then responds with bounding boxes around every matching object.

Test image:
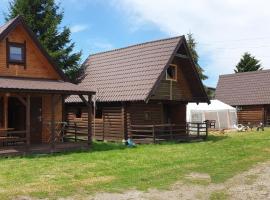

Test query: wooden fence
[130,122,208,143]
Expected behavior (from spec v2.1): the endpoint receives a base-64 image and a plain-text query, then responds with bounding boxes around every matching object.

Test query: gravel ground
[16,161,270,200]
[88,161,270,200]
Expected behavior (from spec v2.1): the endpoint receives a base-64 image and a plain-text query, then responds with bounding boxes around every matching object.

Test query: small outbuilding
[216,70,270,126]
[187,100,237,129]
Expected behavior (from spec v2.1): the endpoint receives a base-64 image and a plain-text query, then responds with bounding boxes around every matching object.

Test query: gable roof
[216,70,270,106]
[67,36,208,103]
[0,16,68,81]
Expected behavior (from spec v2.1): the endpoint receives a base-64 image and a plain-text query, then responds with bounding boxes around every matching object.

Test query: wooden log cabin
[0,16,95,155]
[216,70,270,126]
[66,36,210,143]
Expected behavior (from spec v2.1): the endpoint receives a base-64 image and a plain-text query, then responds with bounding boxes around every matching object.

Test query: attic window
[166,64,177,81]
[6,39,26,66]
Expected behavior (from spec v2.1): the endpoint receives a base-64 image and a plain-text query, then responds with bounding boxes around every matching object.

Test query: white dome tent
[187,100,237,129]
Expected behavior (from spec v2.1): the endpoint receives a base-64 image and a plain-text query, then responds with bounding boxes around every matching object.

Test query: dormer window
[166,64,177,81]
[6,39,26,67]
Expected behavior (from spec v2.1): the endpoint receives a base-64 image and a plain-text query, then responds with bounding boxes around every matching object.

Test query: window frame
[6,38,26,68]
[166,64,177,81]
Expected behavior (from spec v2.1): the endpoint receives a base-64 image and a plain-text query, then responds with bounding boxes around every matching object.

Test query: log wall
[237,105,264,125]
[65,102,187,142]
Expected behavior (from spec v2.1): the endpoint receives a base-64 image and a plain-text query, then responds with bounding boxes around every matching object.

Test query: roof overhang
[0,77,95,95]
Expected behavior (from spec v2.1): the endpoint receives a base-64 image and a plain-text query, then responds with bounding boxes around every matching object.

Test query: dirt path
[88,161,270,200]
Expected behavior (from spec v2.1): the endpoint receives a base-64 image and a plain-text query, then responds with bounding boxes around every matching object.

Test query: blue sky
[1,0,270,87]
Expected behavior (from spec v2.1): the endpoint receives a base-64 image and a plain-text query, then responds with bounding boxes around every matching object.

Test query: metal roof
[216,70,270,106]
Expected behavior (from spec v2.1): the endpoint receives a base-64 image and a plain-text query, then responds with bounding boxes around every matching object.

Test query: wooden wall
[0,24,61,80]
[65,105,124,142]
[65,101,187,142]
[237,105,264,125]
[151,59,192,101]
[42,94,62,143]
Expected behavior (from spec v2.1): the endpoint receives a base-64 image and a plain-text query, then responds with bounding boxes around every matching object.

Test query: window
[144,111,151,121]
[95,107,103,119]
[166,64,177,81]
[6,39,26,66]
[75,108,82,118]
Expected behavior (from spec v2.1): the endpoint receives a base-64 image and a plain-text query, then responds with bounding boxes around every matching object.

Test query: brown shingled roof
[67,36,185,102]
[215,70,270,106]
[0,77,94,95]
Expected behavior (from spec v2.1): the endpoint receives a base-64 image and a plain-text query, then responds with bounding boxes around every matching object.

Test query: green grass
[0,130,270,199]
[210,190,229,200]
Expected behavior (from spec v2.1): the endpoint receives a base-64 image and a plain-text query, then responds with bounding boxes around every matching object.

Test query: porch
[0,142,88,157]
[0,77,95,156]
[130,122,208,144]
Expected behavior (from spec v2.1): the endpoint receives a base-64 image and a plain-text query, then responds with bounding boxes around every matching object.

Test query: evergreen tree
[234,52,262,73]
[6,0,82,81]
[186,33,208,80]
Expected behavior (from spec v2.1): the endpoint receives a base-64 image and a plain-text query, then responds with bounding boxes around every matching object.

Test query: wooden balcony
[130,122,208,144]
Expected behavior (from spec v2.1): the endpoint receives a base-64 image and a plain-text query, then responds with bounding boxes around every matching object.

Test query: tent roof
[187,99,236,111]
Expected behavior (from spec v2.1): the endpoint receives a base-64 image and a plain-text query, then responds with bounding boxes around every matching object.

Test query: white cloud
[70,24,89,33]
[114,0,270,86]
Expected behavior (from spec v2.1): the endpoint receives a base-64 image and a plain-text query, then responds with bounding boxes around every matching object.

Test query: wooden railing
[0,130,27,147]
[64,122,89,142]
[130,122,208,143]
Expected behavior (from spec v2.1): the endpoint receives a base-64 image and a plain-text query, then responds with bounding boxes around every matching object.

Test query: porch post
[50,94,56,152]
[3,94,8,129]
[26,95,31,148]
[121,102,128,141]
[87,94,92,147]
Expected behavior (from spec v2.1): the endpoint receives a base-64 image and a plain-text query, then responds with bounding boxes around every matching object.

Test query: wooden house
[66,36,209,143]
[0,16,94,155]
[216,70,270,126]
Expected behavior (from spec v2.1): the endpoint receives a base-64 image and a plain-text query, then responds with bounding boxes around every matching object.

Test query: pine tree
[234,52,262,73]
[6,0,82,81]
[186,33,208,80]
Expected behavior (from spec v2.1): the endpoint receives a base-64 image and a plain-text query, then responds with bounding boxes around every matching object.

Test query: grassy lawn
[0,130,270,199]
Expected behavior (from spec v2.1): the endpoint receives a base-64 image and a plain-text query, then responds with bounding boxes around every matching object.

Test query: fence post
[152,125,156,144]
[170,125,173,140]
[197,123,200,137]
[205,122,208,139]
[186,123,189,137]
[74,122,77,142]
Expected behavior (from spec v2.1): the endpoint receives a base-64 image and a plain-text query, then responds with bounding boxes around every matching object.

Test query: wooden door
[30,97,42,144]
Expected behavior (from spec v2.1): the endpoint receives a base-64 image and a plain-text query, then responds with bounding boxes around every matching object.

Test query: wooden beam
[50,94,56,152]
[3,94,8,129]
[121,102,128,141]
[79,94,91,107]
[12,94,26,106]
[175,53,189,59]
[87,94,92,147]
[26,95,30,148]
